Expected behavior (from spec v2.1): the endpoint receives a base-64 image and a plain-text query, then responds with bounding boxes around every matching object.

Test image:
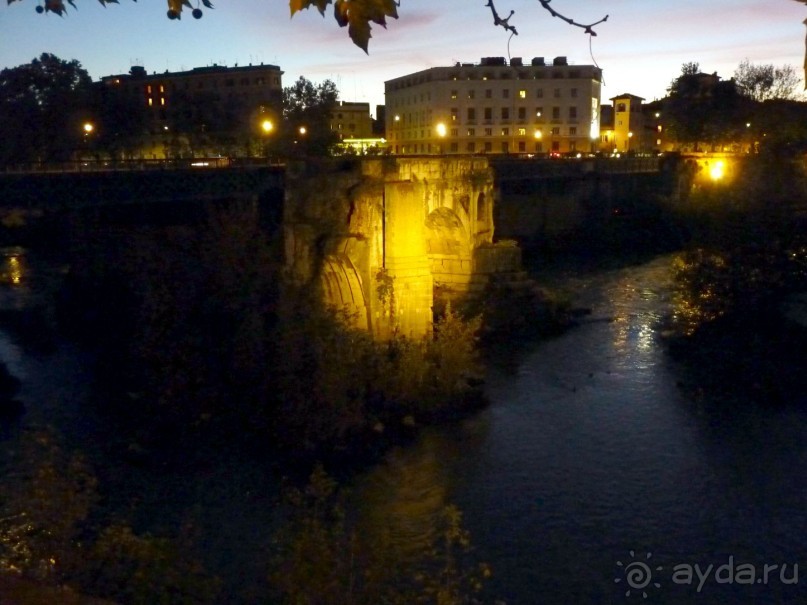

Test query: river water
[353,255,807,605]
[2,250,807,604]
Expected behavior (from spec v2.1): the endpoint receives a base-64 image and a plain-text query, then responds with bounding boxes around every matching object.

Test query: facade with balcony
[384,56,603,156]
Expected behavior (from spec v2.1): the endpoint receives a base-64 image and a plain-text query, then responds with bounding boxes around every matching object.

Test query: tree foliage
[273,76,340,157]
[0,53,92,164]
[733,58,803,102]
[662,62,748,151]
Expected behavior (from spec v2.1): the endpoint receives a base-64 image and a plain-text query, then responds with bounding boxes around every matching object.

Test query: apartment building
[384,56,603,155]
[97,63,283,157]
[329,101,374,140]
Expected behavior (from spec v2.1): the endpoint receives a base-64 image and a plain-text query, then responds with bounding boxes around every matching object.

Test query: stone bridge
[283,157,517,339]
[0,155,683,339]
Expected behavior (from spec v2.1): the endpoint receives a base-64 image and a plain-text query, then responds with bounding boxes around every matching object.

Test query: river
[1,250,807,604]
[353,255,807,604]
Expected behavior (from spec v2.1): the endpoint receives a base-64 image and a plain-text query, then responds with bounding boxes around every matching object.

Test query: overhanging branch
[538,0,608,35]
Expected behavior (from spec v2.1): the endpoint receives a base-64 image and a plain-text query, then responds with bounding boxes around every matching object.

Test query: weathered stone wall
[283,156,504,339]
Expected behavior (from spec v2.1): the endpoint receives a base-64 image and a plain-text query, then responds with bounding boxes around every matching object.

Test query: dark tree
[663,63,749,151]
[273,76,339,158]
[0,53,93,165]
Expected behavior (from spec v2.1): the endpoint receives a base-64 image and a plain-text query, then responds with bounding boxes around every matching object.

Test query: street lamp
[627,131,633,152]
[435,122,447,154]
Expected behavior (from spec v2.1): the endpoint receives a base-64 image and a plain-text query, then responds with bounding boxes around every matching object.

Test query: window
[484,142,492,152]
[501,141,509,153]
[451,90,458,99]
[552,107,560,119]
[502,89,510,99]
[571,87,578,98]
[569,107,578,119]
[617,103,627,112]
[467,128,475,136]
[484,128,493,136]
[148,98,153,107]
[467,108,476,121]
[450,142,459,152]
[467,142,476,152]
[501,107,509,120]
[468,90,475,99]
[450,128,458,137]
[569,127,577,135]
[451,108,458,122]
[519,89,527,99]
[501,127,509,136]
[551,127,560,135]
[518,141,526,152]
[518,128,526,136]
[554,88,561,98]
[147,85,152,94]
[536,88,543,98]
[535,142,543,152]
[484,107,492,120]
[485,89,492,98]
[518,107,526,120]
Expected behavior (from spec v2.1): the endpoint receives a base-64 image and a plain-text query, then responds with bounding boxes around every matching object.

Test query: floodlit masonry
[384,56,603,156]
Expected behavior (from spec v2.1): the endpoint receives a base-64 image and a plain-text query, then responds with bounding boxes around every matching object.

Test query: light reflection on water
[353,255,807,605]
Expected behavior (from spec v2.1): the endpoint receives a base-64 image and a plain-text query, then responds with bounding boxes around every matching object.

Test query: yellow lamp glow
[261,119,274,133]
[533,129,542,140]
[83,122,94,134]
[709,160,725,181]
[435,122,447,137]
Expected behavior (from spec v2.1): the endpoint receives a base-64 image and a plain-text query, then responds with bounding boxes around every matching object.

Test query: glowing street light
[709,160,725,181]
[83,122,94,134]
[298,126,307,136]
[435,122,447,137]
[261,119,274,134]
[533,129,543,140]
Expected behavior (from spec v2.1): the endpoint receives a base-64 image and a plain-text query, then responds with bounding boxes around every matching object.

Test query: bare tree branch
[486,0,518,36]
[537,0,608,36]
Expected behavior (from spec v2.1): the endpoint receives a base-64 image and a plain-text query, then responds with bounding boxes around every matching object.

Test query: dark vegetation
[0,195,503,602]
[663,154,807,404]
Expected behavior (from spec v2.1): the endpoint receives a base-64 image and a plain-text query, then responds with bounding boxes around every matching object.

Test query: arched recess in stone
[320,253,368,330]
[424,206,472,296]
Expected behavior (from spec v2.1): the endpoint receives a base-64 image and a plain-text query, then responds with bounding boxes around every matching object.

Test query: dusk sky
[1,0,805,116]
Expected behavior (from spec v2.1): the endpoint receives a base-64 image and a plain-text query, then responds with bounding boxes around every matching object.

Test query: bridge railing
[1,157,284,174]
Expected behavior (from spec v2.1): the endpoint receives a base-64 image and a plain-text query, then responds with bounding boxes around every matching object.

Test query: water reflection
[0,247,26,287]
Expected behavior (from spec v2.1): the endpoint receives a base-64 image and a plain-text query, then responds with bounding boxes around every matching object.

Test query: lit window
[147,85,152,94]
[503,89,510,99]
[160,97,165,106]
[518,128,526,136]
[467,128,475,136]
[501,127,509,136]
[519,89,526,99]
[451,90,458,99]
[148,98,153,106]
[159,85,164,93]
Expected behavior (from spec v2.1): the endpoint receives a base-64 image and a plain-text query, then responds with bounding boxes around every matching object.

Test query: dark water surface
[353,255,807,604]
[2,250,807,604]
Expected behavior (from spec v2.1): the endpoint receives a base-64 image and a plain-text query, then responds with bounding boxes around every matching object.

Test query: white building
[385,56,603,156]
